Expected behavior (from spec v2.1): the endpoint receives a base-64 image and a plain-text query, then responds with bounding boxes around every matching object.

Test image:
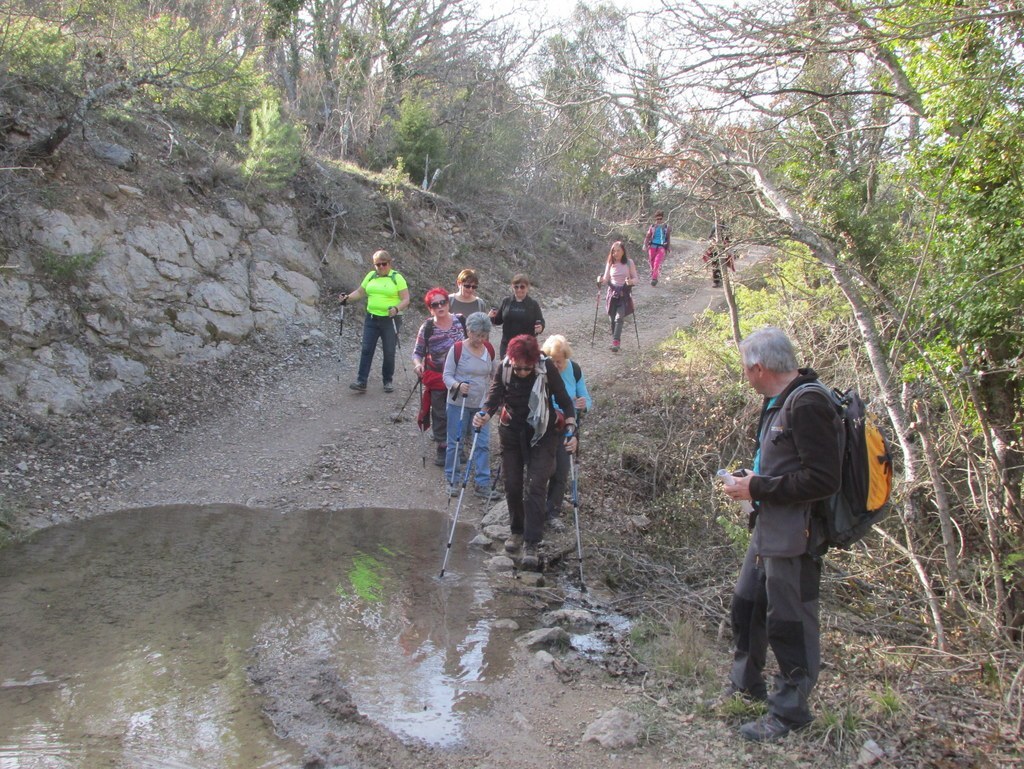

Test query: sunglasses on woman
[429,299,448,308]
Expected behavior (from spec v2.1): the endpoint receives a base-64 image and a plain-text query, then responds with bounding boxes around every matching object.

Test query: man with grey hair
[720,326,843,741]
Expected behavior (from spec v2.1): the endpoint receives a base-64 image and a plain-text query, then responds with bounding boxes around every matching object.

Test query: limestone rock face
[3,199,322,415]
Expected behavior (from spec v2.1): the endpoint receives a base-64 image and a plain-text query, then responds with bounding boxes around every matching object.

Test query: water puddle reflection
[0,504,520,767]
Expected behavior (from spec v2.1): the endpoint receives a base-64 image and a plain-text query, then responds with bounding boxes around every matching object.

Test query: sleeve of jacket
[492,298,507,326]
[442,346,459,390]
[481,364,506,416]
[532,298,545,334]
[749,392,843,504]
[546,359,575,420]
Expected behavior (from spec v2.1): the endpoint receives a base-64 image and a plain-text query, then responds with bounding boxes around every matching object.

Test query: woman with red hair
[413,287,467,466]
[473,334,577,570]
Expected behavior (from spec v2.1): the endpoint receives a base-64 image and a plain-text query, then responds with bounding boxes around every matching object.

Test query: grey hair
[465,311,492,335]
[739,326,799,373]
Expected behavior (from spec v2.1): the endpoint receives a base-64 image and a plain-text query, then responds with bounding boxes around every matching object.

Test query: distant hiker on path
[442,312,500,500]
[541,334,591,531]
[642,210,671,286]
[338,250,410,393]
[489,275,545,359]
[473,334,576,571]
[703,222,735,287]
[413,288,467,467]
[597,240,638,353]
[719,326,842,743]
[448,269,489,318]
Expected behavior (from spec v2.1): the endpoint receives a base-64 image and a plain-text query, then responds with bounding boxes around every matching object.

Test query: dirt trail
[69,243,766,768]
[99,241,743,517]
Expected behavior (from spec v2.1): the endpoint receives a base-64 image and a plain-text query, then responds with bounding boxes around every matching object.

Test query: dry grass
[573,324,1024,768]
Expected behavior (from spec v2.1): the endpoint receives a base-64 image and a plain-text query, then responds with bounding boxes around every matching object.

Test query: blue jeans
[445,402,491,487]
[356,314,401,385]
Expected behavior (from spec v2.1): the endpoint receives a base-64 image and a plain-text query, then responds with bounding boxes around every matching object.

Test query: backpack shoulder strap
[783,381,842,424]
[571,359,582,382]
[452,340,463,364]
[484,341,495,359]
[455,313,467,334]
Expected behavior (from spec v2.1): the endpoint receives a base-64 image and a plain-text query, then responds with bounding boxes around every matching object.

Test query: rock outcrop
[2,196,321,415]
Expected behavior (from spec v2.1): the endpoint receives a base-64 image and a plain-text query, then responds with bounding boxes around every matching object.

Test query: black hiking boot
[520,543,540,571]
[349,381,367,392]
[740,714,803,743]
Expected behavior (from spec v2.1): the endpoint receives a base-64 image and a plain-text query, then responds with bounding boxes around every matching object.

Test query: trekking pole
[591,287,601,346]
[440,426,482,578]
[488,458,503,499]
[336,303,345,381]
[447,392,469,504]
[392,317,409,379]
[417,379,429,468]
[632,307,641,349]
[392,377,421,423]
[569,451,586,592]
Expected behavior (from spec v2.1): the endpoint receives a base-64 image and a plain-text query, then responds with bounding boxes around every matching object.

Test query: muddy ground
[2,244,782,768]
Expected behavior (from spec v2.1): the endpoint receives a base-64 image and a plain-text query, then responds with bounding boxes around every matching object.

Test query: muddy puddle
[0,504,535,768]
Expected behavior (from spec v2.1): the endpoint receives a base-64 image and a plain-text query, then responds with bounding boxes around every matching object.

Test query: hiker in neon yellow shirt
[338,250,410,392]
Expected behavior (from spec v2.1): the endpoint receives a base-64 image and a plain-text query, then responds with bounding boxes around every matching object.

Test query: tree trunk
[744,160,949,649]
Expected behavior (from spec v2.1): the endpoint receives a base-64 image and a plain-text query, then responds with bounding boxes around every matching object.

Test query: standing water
[0,505,520,767]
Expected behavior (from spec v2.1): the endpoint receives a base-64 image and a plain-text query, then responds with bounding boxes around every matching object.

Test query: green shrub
[242,100,303,189]
[1,18,80,86]
[36,249,100,284]
[394,94,445,187]
[136,16,272,127]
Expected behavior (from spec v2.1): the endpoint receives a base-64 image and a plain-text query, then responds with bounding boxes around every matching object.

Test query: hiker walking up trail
[719,326,843,743]
[489,274,545,359]
[597,241,638,353]
[703,222,735,287]
[338,250,410,393]
[442,312,501,500]
[541,335,591,532]
[448,269,489,318]
[642,210,671,286]
[473,334,577,571]
[413,288,467,467]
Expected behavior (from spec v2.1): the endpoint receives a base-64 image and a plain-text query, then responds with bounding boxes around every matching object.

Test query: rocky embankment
[2,195,325,416]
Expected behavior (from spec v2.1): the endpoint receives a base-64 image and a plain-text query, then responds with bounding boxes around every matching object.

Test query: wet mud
[0,504,540,768]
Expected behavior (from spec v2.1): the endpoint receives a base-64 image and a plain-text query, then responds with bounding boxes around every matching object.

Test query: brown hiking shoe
[504,534,523,553]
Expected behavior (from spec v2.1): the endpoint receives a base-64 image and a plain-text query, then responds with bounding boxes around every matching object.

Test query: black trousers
[729,541,821,726]
[499,425,559,545]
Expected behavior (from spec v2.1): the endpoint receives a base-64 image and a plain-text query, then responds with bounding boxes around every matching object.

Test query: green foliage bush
[394,95,445,187]
[36,249,100,284]
[137,16,273,128]
[242,100,303,189]
[0,18,80,86]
